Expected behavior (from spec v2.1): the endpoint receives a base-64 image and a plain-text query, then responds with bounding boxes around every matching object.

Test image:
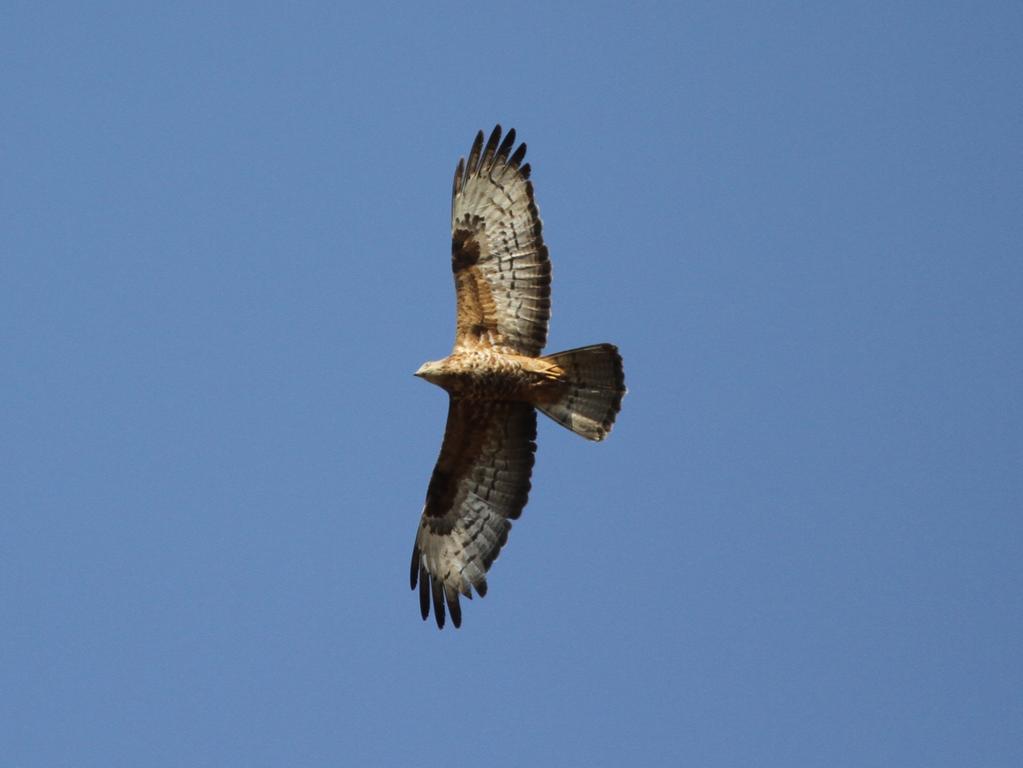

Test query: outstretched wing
[410,398,537,628]
[451,125,551,356]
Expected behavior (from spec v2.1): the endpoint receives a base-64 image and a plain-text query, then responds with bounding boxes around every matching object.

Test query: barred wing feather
[410,399,536,628]
[450,126,551,356]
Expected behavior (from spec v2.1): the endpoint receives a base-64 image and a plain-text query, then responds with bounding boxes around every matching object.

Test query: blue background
[3,2,1021,765]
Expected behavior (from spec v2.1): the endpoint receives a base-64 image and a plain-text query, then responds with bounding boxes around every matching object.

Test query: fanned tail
[535,344,625,441]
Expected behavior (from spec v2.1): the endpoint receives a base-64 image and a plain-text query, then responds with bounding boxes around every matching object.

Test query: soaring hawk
[411,126,625,628]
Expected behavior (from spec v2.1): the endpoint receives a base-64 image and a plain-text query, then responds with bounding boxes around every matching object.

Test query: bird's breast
[436,351,552,401]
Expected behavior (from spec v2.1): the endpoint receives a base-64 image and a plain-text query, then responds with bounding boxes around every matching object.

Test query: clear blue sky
[3,2,1021,766]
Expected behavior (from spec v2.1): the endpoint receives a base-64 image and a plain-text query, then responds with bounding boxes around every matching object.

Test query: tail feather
[536,344,625,441]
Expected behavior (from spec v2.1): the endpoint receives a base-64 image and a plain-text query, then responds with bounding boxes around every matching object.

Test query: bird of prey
[411,125,625,628]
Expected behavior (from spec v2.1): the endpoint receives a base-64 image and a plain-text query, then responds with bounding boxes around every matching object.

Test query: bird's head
[414,359,446,386]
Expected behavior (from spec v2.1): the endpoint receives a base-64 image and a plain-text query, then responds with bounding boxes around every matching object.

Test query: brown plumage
[411,126,626,628]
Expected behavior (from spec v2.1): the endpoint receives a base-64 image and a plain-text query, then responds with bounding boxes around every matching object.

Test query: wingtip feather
[410,545,420,590]
[466,130,484,176]
[497,128,516,161]
[432,576,446,629]
[418,566,430,621]
[452,157,465,199]
[481,125,502,174]
[446,589,462,628]
[509,141,526,169]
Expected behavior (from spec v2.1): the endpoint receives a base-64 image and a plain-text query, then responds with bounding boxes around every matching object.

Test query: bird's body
[416,350,562,402]
[411,126,625,628]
